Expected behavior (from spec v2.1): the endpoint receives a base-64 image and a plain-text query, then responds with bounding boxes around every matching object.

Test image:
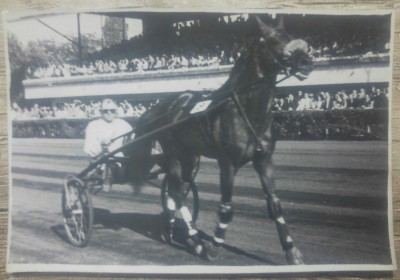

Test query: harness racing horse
[128,15,313,264]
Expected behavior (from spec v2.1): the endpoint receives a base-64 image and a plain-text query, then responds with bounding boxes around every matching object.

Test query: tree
[7,33,101,104]
[7,33,28,72]
[7,34,29,104]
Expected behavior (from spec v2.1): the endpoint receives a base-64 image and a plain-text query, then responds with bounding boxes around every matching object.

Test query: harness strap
[194,114,215,148]
[231,90,265,153]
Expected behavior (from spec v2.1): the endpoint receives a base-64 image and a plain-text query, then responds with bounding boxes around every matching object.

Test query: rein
[231,90,266,152]
[78,72,295,178]
[228,71,293,154]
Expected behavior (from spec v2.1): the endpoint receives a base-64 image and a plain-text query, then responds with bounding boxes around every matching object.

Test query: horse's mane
[213,38,267,102]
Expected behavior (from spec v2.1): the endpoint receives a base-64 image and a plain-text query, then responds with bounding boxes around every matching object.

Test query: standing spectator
[285,94,298,111]
[315,92,326,110]
[373,88,388,108]
[324,92,333,110]
[347,89,358,109]
[353,88,366,109]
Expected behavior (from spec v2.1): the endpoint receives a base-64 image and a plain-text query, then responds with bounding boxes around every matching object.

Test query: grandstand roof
[6,11,235,23]
[91,11,232,20]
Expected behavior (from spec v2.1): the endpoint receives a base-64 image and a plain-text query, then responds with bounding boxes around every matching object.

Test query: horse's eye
[295,54,310,67]
[298,58,306,66]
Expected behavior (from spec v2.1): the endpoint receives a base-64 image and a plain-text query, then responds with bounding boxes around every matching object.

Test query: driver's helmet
[101,99,118,110]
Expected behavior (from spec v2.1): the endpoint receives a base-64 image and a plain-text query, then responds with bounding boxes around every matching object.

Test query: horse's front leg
[253,153,304,265]
[205,159,237,261]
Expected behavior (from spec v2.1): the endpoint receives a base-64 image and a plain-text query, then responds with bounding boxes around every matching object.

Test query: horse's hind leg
[163,154,203,255]
[253,154,304,265]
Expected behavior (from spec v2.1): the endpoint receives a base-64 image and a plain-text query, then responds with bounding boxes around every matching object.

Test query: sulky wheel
[62,175,93,247]
[160,176,199,223]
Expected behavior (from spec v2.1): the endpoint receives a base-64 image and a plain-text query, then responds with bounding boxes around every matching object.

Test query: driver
[84,98,133,158]
[84,99,133,191]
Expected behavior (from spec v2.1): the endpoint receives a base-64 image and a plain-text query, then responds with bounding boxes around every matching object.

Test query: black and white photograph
[5,8,396,274]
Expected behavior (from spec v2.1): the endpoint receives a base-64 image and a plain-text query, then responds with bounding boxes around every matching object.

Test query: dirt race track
[7,139,392,271]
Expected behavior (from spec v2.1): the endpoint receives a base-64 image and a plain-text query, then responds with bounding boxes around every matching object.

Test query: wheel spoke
[62,176,93,247]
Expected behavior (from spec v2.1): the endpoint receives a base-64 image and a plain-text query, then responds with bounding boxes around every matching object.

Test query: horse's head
[255,15,313,81]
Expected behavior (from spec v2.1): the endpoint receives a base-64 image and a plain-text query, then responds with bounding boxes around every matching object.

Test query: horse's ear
[255,15,279,41]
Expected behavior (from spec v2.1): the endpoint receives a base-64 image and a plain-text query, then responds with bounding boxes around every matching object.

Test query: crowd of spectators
[25,14,390,80]
[272,86,388,112]
[10,99,158,120]
[11,86,388,121]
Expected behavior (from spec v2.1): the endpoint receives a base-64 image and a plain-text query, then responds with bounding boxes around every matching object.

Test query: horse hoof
[204,241,220,261]
[286,247,304,265]
[186,240,204,256]
[193,244,204,256]
[185,235,204,256]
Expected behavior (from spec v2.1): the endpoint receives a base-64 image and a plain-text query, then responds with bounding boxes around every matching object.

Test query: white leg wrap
[213,236,224,244]
[276,216,286,224]
[167,197,176,211]
[218,223,228,229]
[180,206,193,223]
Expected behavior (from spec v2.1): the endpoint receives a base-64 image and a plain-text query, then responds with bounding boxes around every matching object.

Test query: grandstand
[8,11,391,121]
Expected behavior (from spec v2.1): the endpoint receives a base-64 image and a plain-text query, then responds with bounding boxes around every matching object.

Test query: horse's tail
[125,129,154,193]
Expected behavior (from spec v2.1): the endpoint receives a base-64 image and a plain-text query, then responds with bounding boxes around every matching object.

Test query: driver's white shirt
[84,118,133,157]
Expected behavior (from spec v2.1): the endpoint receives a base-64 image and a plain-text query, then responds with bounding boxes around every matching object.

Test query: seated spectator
[315,92,326,110]
[124,100,135,117]
[347,90,358,109]
[296,93,312,111]
[332,91,347,109]
[272,98,281,111]
[118,59,129,72]
[362,94,374,109]
[117,102,126,117]
[10,102,24,120]
[54,104,69,119]
[30,104,41,118]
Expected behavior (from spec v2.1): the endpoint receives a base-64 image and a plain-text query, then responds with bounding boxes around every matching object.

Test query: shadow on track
[51,224,70,245]
[92,208,197,256]
[50,208,277,264]
[91,208,276,265]
[198,230,277,265]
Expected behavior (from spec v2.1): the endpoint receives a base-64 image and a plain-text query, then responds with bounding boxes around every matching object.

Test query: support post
[77,13,83,67]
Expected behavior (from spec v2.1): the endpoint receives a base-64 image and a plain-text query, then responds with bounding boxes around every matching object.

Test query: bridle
[231,40,311,154]
[254,36,310,85]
